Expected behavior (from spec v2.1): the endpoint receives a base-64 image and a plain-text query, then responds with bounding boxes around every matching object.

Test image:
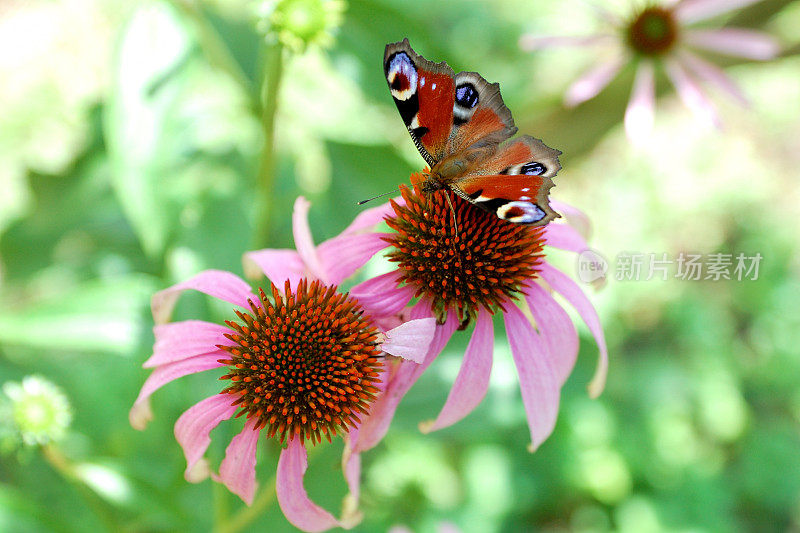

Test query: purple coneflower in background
[130,198,436,532]
[520,0,779,143]
[347,182,608,453]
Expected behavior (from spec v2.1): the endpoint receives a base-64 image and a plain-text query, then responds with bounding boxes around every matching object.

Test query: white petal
[685,28,780,60]
[624,61,656,145]
[519,34,614,51]
[664,57,720,128]
[678,49,749,106]
[675,0,766,24]
[564,56,626,107]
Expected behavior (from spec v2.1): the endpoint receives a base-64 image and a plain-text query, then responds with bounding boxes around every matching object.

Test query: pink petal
[174,394,237,478]
[145,320,231,368]
[317,233,392,286]
[350,270,415,318]
[242,249,305,291]
[381,318,437,363]
[151,270,256,325]
[564,56,626,107]
[525,282,579,386]
[504,305,559,451]
[678,49,749,106]
[544,223,588,254]
[664,57,720,128]
[354,310,458,452]
[549,200,591,240]
[624,61,656,145]
[684,28,779,61]
[185,458,211,483]
[342,435,361,502]
[675,0,766,24]
[292,197,327,283]
[340,198,403,235]
[420,307,494,433]
[277,438,342,532]
[518,34,615,51]
[129,354,224,430]
[340,441,363,527]
[215,418,261,505]
[539,262,608,397]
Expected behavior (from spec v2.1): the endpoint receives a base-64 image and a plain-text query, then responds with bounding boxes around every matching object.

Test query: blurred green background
[1,0,799,531]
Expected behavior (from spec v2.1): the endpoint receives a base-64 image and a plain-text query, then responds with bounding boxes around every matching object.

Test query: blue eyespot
[455,83,478,109]
[521,162,546,175]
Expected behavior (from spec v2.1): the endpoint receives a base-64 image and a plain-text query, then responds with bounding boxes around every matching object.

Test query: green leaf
[0,275,156,355]
[104,4,192,258]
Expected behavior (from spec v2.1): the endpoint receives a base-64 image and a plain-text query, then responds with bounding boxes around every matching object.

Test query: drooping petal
[214,418,261,505]
[317,233,392,285]
[350,270,415,318]
[664,57,720,128]
[184,458,212,483]
[242,249,305,290]
[173,394,237,478]
[518,34,615,51]
[151,270,256,324]
[544,223,588,254]
[539,262,608,397]
[525,282,579,386]
[549,200,592,240]
[420,307,494,433]
[381,318,437,363]
[675,0,767,24]
[504,305,559,452]
[624,61,656,144]
[277,438,343,532]
[129,354,225,430]
[339,198,403,236]
[678,49,749,106]
[564,55,626,107]
[354,311,458,452]
[292,197,327,283]
[684,28,779,61]
[342,429,361,502]
[145,320,231,368]
[340,438,363,528]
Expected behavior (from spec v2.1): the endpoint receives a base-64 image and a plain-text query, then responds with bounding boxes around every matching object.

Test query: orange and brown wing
[454,136,562,226]
[385,39,456,166]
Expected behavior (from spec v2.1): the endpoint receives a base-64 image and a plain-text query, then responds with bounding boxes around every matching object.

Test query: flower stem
[42,444,121,532]
[214,475,277,533]
[252,41,285,249]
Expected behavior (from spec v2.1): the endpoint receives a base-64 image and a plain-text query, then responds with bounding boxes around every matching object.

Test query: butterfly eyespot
[455,83,479,109]
[387,52,418,101]
[497,201,547,224]
[520,162,546,175]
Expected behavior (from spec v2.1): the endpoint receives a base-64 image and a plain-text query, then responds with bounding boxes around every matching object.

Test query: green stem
[212,479,231,532]
[252,41,285,249]
[214,475,277,533]
[42,444,121,532]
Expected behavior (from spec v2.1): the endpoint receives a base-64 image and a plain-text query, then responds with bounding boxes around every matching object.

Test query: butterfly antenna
[443,191,459,240]
[357,190,397,205]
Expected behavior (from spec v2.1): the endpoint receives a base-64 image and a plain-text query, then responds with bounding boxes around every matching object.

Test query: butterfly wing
[385,39,456,166]
[446,70,517,155]
[453,136,562,226]
[384,40,519,165]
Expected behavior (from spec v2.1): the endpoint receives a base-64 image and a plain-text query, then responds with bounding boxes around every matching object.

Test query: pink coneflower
[347,183,608,452]
[519,0,779,143]
[130,197,436,532]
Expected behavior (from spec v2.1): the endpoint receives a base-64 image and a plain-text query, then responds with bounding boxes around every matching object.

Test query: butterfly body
[385,39,562,226]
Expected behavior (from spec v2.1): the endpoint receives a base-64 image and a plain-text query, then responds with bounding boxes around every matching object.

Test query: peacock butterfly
[384,39,561,226]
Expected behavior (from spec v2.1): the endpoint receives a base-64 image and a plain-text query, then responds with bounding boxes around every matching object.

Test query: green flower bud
[257,0,346,52]
[3,376,72,446]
